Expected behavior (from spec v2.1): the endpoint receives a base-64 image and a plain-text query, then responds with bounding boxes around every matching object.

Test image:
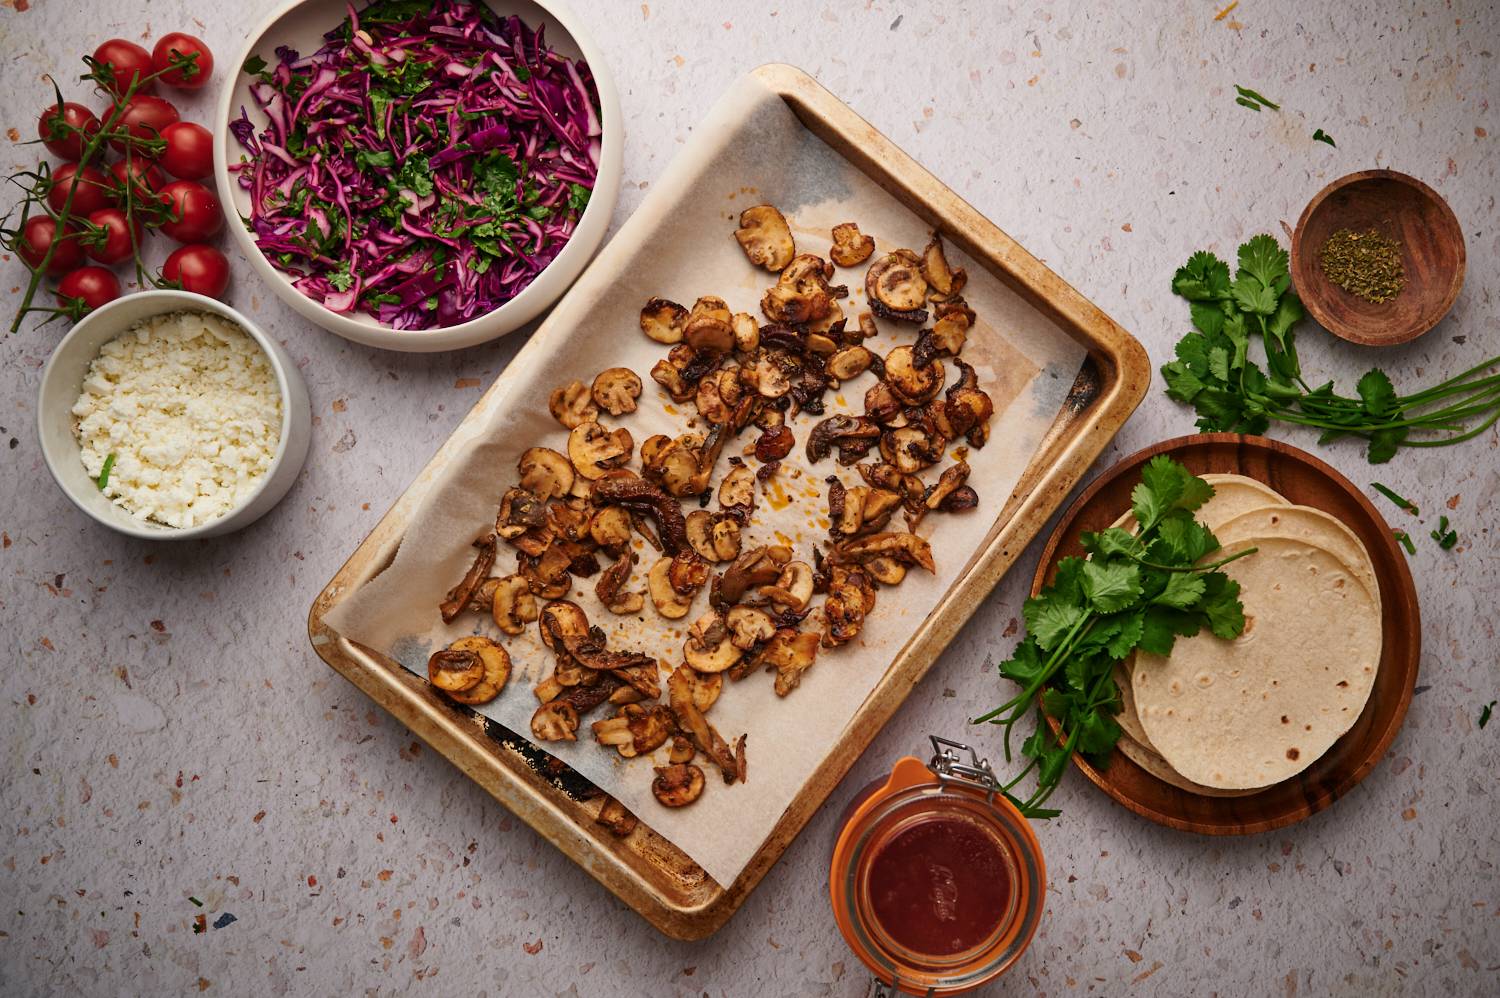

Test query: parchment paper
[324,72,1086,887]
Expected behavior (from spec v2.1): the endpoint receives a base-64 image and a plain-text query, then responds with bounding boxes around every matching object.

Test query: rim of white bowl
[37,290,306,540]
[212,0,623,353]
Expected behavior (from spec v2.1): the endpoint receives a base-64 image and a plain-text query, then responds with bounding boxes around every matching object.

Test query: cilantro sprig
[1162,234,1500,463]
[973,457,1253,818]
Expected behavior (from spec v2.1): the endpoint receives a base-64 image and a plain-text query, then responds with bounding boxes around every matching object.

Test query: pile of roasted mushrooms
[429,205,995,817]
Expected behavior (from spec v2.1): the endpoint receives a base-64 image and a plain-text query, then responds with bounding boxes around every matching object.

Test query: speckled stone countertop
[2,2,1496,995]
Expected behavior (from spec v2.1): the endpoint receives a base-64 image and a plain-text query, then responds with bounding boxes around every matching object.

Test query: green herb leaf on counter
[97,453,116,491]
[974,457,1254,819]
[1234,84,1280,110]
[1430,515,1458,550]
[1394,530,1416,556]
[1371,482,1418,514]
[1312,128,1336,147]
[1161,234,1500,463]
[1481,701,1496,729]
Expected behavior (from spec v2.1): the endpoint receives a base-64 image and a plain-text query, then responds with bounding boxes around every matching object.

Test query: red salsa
[866,813,1012,956]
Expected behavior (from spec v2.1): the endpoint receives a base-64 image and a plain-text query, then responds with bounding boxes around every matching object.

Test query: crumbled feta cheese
[71,311,283,529]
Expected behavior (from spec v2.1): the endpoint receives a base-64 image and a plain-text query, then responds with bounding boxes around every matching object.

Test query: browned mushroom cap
[650,354,693,402]
[668,548,709,598]
[726,605,777,650]
[537,599,592,653]
[921,232,968,300]
[880,425,944,475]
[832,532,936,573]
[444,635,512,705]
[587,505,633,553]
[531,700,580,741]
[930,300,973,356]
[806,414,881,464]
[685,510,742,562]
[596,552,644,615]
[595,796,638,837]
[734,205,795,271]
[758,560,815,612]
[761,280,833,326]
[517,447,575,500]
[548,379,598,429]
[647,557,694,619]
[491,574,540,635]
[826,345,874,382]
[750,352,795,400]
[715,544,791,607]
[652,763,706,807]
[730,312,759,353]
[591,703,674,758]
[590,367,642,416]
[685,316,735,356]
[924,461,972,512]
[717,463,756,512]
[428,648,484,692]
[667,735,696,765]
[640,297,688,344]
[680,666,723,712]
[821,575,869,648]
[568,422,633,480]
[754,628,821,696]
[831,484,903,537]
[496,485,549,550]
[865,249,930,322]
[882,345,945,404]
[864,555,908,586]
[830,222,876,267]
[945,360,995,447]
[753,424,795,463]
[684,609,743,673]
[439,535,497,622]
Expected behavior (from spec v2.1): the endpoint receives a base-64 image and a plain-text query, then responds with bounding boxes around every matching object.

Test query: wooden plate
[1290,169,1465,346]
[1033,434,1420,835]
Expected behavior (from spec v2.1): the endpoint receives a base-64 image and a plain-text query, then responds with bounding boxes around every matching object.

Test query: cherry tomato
[152,34,214,91]
[158,121,214,180]
[56,267,122,312]
[108,95,180,155]
[157,180,224,242]
[108,158,165,204]
[92,39,155,96]
[38,102,100,161]
[15,216,85,275]
[162,244,230,299]
[84,208,143,266]
[47,163,112,217]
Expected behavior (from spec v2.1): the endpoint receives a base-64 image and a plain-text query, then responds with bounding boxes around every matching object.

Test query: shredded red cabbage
[229,0,602,330]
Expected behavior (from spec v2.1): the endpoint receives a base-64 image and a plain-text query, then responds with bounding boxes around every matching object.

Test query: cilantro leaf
[1155,510,1220,563]
[1231,276,1279,316]
[1138,605,1201,656]
[1080,527,1145,561]
[1237,233,1289,288]
[1172,251,1232,301]
[242,55,268,76]
[1102,610,1145,659]
[567,182,591,214]
[1480,700,1496,729]
[1023,595,1084,652]
[1356,369,1398,418]
[1075,709,1122,757]
[1198,572,1246,639]
[1154,571,1207,609]
[997,637,1048,687]
[1312,128,1336,147]
[1080,561,1142,614]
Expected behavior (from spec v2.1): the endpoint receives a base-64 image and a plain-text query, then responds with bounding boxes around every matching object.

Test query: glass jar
[828,737,1046,996]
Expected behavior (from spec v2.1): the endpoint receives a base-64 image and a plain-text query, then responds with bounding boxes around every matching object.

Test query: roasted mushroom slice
[587,505,634,554]
[518,447,575,500]
[758,561,814,612]
[439,535,497,623]
[833,485,904,537]
[930,300,974,356]
[944,359,995,448]
[666,666,743,783]
[652,764,706,807]
[920,232,968,300]
[880,425,944,475]
[726,605,777,650]
[684,610,743,674]
[640,297,688,344]
[684,314,735,356]
[640,434,702,498]
[517,540,575,599]
[590,367,642,416]
[865,555,908,586]
[668,549,709,598]
[591,703,674,758]
[647,557,694,619]
[920,461,973,520]
[537,599,592,654]
[754,628,821,696]
[761,279,832,326]
[806,414,881,464]
[595,797,638,838]
[568,422,633,480]
[714,544,792,608]
[548,379,598,429]
[650,354,694,402]
[427,648,484,693]
[685,510,742,563]
[681,667,724,712]
[444,635,512,705]
[883,345,945,404]
[667,736,696,765]
[830,222,876,267]
[826,345,874,382]
[863,380,906,425]
[496,486,550,555]
[730,312,759,353]
[821,574,871,648]
[832,532,936,573]
[717,462,756,512]
[753,424,795,462]
[734,204,795,271]
[592,477,689,555]
[852,311,878,345]
[531,700,580,741]
[492,574,540,635]
[864,249,929,322]
[751,351,795,399]
[596,552,644,615]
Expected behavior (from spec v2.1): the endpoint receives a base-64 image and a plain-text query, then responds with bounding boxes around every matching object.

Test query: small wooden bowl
[1290,169,1465,346]
[1033,434,1420,835]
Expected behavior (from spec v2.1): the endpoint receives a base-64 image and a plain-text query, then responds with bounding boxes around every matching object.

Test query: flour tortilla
[1107,474,1290,793]
[1211,504,1379,615]
[1131,527,1382,790]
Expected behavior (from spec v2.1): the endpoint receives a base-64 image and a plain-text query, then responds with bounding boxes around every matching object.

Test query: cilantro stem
[1134,546,1257,573]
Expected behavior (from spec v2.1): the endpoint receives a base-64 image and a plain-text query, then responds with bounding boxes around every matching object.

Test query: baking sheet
[323,73,1086,887]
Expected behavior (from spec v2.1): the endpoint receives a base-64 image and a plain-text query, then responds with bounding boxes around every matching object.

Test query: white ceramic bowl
[37,291,313,540]
[212,0,622,353]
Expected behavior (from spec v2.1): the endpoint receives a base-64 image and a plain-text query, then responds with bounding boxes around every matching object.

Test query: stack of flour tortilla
[1110,474,1383,795]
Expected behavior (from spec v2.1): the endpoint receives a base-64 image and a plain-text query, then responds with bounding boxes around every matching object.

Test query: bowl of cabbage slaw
[213,0,621,351]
